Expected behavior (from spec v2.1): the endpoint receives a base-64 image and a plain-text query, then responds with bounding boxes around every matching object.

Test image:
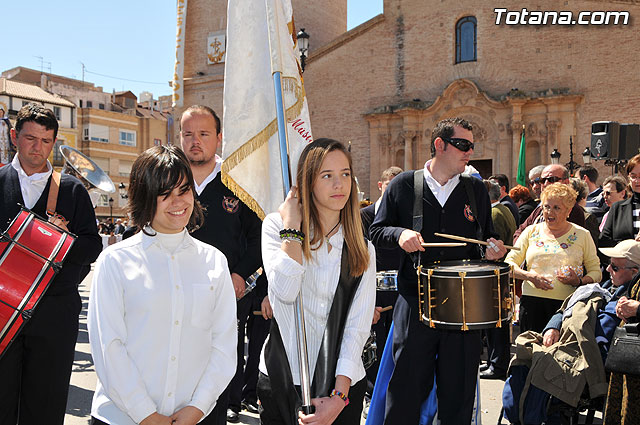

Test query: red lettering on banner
[289,118,313,143]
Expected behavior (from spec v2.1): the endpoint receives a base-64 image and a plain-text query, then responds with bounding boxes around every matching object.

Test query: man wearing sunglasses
[513,164,585,242]
[370,117,507,424]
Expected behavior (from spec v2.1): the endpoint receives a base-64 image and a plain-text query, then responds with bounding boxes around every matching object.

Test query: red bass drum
[0,209,76,358]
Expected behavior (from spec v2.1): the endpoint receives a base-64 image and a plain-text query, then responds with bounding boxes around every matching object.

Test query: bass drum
[0,209,75,359]
[418,260,514,331]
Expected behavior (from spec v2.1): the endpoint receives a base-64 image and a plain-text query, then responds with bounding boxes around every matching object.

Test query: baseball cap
[599,239,640,266]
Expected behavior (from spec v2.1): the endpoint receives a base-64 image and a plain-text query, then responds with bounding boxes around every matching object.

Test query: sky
[0,1,382,99]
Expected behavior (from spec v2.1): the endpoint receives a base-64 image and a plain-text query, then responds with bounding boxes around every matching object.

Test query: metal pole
[273,71,314,414]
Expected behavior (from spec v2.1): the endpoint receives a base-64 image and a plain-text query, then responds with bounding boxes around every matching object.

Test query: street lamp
[297,28,309,72]
[550,149,561,165]
[582,147,592,165]
[108,197,114,223]
[118,182,128,199]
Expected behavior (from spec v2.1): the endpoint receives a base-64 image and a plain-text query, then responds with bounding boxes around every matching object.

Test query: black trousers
[383,295,483,425]
[0,291,81,425]
[485,323,511,373]
[365,289,398,396]
[519,295,564,334]
[229,294,270,410]
[257,372,366,425]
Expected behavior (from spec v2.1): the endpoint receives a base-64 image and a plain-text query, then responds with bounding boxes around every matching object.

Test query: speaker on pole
[618,124,640,161]
[591,121,620,160]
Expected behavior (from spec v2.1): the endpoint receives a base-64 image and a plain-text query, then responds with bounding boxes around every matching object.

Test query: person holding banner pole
[258,138,376,425]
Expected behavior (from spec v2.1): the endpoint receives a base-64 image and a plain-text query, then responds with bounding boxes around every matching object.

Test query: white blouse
[259,213,376,386]
[88,230,237,424]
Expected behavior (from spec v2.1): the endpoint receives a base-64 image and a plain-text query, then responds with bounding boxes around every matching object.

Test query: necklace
[325,221,341,243]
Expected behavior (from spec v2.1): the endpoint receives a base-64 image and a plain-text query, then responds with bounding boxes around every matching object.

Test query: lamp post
[118,182,128,199]
[297,28,309,72]
[108,197,114,223]
[550,149,561,165]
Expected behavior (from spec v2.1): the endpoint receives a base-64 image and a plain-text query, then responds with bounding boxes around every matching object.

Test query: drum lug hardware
[21,309,33,321]
[0,232,9,242]
[459,271,469,331]
[51,261,63,272]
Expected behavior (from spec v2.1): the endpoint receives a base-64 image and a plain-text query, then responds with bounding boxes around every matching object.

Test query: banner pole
[273,70,314,414]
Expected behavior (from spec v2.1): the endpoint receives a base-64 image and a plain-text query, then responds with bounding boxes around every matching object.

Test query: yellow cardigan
[505,222,602,301]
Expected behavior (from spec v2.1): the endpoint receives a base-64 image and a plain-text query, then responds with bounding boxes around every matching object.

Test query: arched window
[456,16,477,63]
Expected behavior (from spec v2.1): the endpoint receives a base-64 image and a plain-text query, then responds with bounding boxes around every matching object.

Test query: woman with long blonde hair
[258,138,376,425]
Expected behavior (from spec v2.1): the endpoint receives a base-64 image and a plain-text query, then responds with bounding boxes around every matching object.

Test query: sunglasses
[609,263,638,272]
[540,176,563,184]
[603,190,620,196]
[443,137,475,152]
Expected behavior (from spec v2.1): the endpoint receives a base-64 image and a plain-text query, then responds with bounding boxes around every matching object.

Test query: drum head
[422,259,510,277]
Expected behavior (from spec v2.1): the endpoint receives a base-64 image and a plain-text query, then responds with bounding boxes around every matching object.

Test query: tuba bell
[59,145,115,207]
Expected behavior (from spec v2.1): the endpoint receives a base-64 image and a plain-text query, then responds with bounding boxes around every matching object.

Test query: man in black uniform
[0,104,102,424]
[360,166,403,406]
[179,105,268,424]
[370,117,507,424]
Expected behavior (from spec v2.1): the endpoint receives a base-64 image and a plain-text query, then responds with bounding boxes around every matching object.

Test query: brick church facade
[181,0,640,198]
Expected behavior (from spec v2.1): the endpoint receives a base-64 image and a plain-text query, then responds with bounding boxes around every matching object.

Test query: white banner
[222,0,312,219]
[171,0,187,108]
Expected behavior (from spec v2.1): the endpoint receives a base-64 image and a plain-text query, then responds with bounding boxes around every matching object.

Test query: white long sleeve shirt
[259,213,376,386]
[11,154,53,209]
[88,229,237,424]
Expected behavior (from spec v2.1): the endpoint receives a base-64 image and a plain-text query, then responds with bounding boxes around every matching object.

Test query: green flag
[516,127,526,186]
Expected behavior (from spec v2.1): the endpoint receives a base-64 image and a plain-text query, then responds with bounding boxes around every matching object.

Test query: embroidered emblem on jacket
[464,204,475,222]
[222,196,240,213]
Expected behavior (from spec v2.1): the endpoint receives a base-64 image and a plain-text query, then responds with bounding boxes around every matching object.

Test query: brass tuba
[59,145,115,206]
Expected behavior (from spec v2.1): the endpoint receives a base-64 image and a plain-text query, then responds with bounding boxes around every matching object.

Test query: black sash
[263,243,363,425]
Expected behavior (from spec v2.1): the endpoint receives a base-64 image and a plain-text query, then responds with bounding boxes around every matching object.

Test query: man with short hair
[179,105,267,423]
[360,165,403,408]
[0,103,101,424]
[489,173,520,226]
[513,164,585,242]
[528,164,546,200]
[578,165,606,221]
[371,117,507,424]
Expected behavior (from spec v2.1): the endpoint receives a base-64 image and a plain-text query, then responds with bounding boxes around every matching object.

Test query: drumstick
[420,242,467,248]
[434,232,520,251]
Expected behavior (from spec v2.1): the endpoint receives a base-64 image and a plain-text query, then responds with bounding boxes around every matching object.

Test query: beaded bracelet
[279,228,305,243]
[330,389,350,406]
[281,235,303,244]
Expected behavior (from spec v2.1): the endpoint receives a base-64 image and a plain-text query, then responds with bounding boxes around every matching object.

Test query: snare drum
[362,330,377,370]
[0,209,76,358]
[376,270,398,291]
[418,260,514,331]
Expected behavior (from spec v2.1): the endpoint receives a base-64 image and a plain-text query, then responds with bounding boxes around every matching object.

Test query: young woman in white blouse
[258,139,376,425]
[88,146,237,425]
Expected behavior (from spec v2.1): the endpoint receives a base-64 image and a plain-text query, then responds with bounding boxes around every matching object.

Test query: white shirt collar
[141,227,196,252]
[11,154,52,181]
[194,155,223,196]
[11,154,53,209]
[374,197,382,214]
[423,159,460,207]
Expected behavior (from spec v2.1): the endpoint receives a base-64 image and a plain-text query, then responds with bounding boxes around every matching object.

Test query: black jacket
[191,173,263,282]
[361,202,403,272]
[0,165,102,295]
[370,171,497,300]
[599,197,635,248]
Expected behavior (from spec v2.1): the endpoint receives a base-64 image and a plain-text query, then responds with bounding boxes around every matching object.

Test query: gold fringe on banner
[221,76,308,219]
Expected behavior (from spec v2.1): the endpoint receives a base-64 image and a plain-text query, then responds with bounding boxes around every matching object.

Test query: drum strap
[460,175,484,242]
[46,171,61,217]
[412,169,424,233]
